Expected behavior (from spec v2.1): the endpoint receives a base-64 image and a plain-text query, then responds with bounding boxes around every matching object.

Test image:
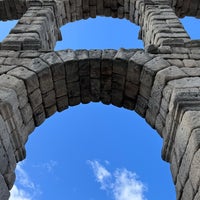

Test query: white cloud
[87,160,111,189]
[88,160,147,200]
[113,169,147,200]
[9,185,31,200]
[10,159,58,199]
[9,162,41,200]
[15,163,35,189]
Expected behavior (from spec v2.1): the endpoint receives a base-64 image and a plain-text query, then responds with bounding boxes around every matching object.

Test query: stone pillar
[142,3,190,46]
[0,61,38,199]
[172,112,200,200]
[160,78,200,200]
[1,4,61,51]
[0,173,10,200]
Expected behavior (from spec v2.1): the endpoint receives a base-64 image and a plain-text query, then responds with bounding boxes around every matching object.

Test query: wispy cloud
[87,160,111,189]
[113,169,147,200]
[9,185,31,200]
[33,160,58,173]
[15,163,35,189]
[88,160,147,200]
[10,162,41,200]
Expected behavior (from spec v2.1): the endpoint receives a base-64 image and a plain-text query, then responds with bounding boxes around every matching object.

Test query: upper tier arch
[0,0,199,21]
[1,0,190,50]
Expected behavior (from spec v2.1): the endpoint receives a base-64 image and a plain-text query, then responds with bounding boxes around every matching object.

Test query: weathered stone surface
[0,174,9,200]
[167,59,183,67]
[33,104,45,126]
[190,148,200,192]
[28,58,54,94]
[89,49,101,79]
[56,95,68,112]
[168,77,200,89]
[194,186,200,200]
[181,179,194,200]
[183,59,198,67]
[174,111,200,168]
[146,66,186,127]
[21,119,35,143]
[7,66,39,94]
[0,74,27,108]
[54,79,67,98]
[0,115,17,175]
[135,95,148,117]
[1,1,200,200]
[127,57,142,85]
[0,88,19,112]
[170,149,179,183]
[29,88,43,110]
[45,104,57,118]
[130,51,153,66]
[0,139,9,175]
[40,52,65,81]
[177,128,200,187]
[42,90,56,108]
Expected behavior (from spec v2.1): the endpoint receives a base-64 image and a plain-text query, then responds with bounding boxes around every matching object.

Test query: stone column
[161,79,200,200]
[1,3,61,51]
[142,2,190,46]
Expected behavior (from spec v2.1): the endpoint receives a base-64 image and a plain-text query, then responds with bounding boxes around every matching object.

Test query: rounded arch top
[1,0,200,22]
[0,0,191,50]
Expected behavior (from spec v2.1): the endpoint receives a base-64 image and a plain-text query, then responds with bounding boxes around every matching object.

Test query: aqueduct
[0,0,200,199]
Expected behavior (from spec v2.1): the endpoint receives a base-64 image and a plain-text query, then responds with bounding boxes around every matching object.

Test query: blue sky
[0,15,199,200]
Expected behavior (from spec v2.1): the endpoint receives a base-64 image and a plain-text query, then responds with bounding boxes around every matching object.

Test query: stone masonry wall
[0,0,200,200]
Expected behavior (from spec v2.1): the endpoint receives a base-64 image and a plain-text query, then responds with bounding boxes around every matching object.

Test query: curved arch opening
[11,103,176,200]
[56,17,143,50]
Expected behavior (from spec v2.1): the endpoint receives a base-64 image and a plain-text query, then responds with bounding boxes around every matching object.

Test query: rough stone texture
[0,0,200,200]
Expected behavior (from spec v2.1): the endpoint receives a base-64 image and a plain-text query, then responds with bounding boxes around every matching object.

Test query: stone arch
[0,46,196,199]
[1,0,190,51]
[0,0,198,21]
[56,16,143,50]
[1,1,200,200]
[0,49,160,198]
